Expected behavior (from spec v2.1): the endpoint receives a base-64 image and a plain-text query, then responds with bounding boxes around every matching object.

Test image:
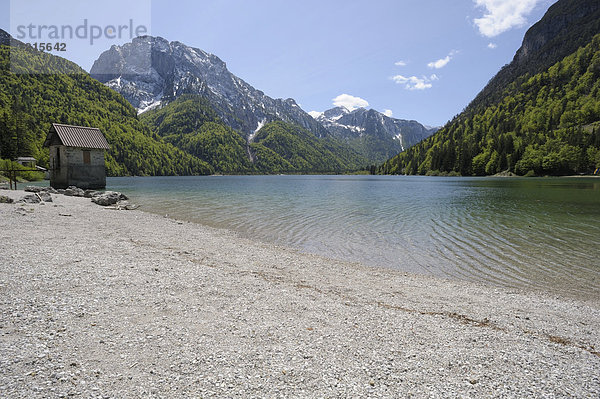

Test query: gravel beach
[1,189,599,398]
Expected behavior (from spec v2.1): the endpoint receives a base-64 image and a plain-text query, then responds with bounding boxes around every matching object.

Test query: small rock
[38,192,53,202]
[119,202,140,210]
[0,195,13,204]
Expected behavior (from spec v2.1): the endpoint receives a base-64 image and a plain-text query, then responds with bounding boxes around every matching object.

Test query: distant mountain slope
[90,36,329,139]
[0,30,212,176]
[381,0,600,176]
[313,107,436,163]
[140,95,367,173]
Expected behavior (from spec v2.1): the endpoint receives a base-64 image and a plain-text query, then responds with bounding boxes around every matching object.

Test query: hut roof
[43,123,110,150]
[16,157,37,162]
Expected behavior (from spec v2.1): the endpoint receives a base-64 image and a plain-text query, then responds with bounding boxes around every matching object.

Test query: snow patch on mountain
[248,118,267,144]
[308,111,323,119]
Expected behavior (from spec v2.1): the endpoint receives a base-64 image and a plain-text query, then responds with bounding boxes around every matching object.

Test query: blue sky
[1,0,557,126]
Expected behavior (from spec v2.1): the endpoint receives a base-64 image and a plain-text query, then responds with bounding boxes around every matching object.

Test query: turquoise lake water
[107,175,600,299]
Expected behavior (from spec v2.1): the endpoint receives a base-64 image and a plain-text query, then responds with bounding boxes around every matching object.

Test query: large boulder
[17,192,53,203]
[17,194,41,204]
[63,186,85,197]
[91,191,128,206]
[24,186,45,193]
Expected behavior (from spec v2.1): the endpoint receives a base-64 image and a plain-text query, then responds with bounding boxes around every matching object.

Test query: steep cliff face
[514,0,600,64]
[90,36,329,139]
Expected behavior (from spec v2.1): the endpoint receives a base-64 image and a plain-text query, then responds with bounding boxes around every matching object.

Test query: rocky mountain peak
[90,35,328,138]
[320,106,350,121]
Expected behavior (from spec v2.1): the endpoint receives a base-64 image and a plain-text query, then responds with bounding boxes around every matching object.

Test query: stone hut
[43,123,110,189]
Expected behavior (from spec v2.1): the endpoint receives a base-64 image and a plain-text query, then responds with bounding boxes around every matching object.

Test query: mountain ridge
[91,35,437,166]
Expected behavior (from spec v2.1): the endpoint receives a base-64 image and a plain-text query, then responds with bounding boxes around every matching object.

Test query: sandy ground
[1,189,599,398]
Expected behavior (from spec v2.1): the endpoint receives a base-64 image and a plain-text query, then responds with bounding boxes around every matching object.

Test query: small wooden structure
[15,157,37,168]
[43,123,110,189]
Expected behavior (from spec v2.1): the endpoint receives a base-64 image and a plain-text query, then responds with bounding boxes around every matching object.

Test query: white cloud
[383,109,393,117]
[394,60,407,66]
[488,42,497,49]
[392,74,438,90]
[332,94,369,111]
[427,51,457,69]
[473,0,539,37]
[308,111,323,119]
[428,55,451,69]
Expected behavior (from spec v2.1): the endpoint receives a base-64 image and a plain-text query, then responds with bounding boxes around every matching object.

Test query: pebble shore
[1,189,599,398]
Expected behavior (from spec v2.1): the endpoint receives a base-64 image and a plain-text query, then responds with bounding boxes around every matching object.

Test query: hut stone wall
[49,145,106,189]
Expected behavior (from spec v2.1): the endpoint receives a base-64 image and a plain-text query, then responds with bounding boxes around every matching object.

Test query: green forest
[380,34,600,176]
[0,43,213,177]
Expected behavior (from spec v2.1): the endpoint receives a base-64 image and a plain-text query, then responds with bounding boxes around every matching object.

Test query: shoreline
[137,204,599,305]
[1,189,599,397]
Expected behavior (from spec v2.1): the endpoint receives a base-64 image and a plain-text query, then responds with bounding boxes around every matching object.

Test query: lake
[107,175,600,300]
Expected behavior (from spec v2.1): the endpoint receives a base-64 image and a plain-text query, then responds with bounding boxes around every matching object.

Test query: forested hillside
[140,95,253,173]
[381,2,600,177]
[0,38,213,176]
[141,95,368,173]
[250,121,366,173]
